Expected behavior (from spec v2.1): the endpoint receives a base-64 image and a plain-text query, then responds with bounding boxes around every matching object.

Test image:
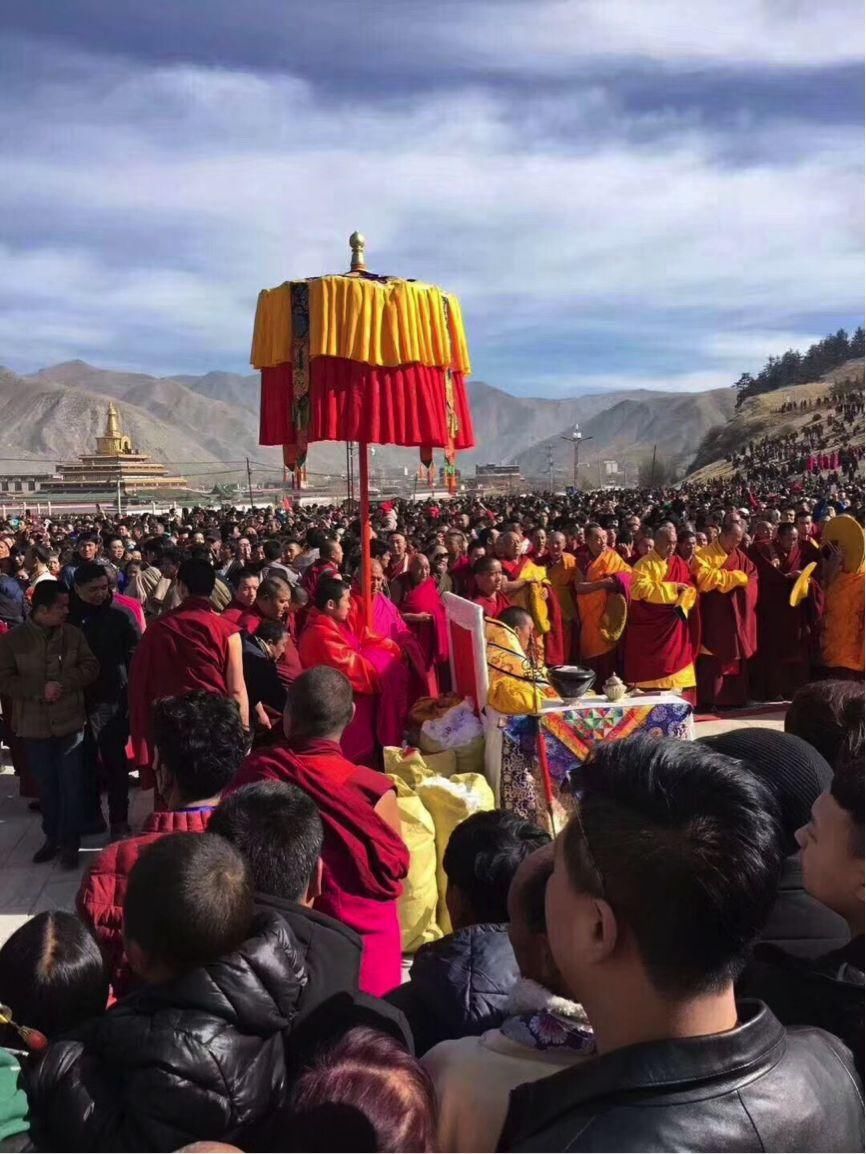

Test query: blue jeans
[24,732,85,848]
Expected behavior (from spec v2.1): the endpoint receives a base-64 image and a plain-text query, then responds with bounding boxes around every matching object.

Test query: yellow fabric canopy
[250,275,471,373]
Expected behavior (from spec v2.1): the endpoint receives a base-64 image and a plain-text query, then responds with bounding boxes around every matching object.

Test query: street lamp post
[560,424,593,490]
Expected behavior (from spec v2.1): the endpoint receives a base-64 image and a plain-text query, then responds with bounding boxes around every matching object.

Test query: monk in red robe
[349,560,429,703]
[391,553,450,695]
[748,522,821,701]
[692,521,758,709]
[472,555,511,618]
[386,532,411,587]
[624,523,700,703]
[224,575,302,687]
[499,531,567,666]
[129,559,249,784]
[445,531,475,598]
[221,569,260,626]
[298,575,408,764]
[300,538,343,598]
[229,667,408,996]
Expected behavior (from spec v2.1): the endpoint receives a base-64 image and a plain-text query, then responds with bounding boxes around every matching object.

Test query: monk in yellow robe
[691,521,758,709]
[624,523,699,703]
[820,524,865,679]
[546,531,578,661]
[499,531,567,666]
[485,606,560,716]
[574,523,632,682]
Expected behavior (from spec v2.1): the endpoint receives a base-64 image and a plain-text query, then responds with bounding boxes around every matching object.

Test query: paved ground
[0,706,785,947]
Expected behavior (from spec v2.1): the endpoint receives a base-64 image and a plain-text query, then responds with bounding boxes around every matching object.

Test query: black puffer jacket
[386,922,518,1055]
[67,592,139,707]
[25,913,306,1153]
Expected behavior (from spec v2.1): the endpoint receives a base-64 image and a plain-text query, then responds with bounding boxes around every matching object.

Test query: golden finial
[349,231,366,273]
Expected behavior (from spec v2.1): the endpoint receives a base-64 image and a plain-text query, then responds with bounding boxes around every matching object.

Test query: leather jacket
[500,1001,864,1152]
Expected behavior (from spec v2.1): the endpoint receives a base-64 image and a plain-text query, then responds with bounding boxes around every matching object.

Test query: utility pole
[650,444,657,488]
[547,447,555,492]
[560,424,593,491]
[116,478,122,517]
[246,456,255,510]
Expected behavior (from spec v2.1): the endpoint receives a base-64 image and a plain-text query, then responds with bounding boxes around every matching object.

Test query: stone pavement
[0,706,785,947]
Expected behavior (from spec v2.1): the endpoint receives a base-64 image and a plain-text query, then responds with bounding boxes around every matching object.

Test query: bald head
[501,531,522,561]
[719,522,745,553]
[284,667,354,742]
[752,520,772,543]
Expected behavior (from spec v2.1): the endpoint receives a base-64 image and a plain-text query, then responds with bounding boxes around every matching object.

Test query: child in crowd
[0,912,109,1153]
[25,833,306,1152]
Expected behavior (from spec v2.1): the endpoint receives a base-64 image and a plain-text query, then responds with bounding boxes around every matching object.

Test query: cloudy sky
[1,0,862,396]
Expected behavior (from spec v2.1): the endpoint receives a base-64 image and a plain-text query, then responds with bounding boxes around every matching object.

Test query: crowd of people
[0,473,862,1151]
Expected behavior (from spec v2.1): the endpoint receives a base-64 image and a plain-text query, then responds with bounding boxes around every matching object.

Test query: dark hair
[500,606,533,633]
[31,543,52,565]
[209,782,324,903]
[443,810,551,924]
[124,833,253,974]
[151,691,246,801]
[786,681,865,766]
[286,667,354,739]
[314,576,350,612]
[831,696,864,854]
[160,546,183,566]
[320,538,342,562]
[0,912,108,1039]
[306,528,328,551]
[263,539,283,562]
[177,558,215,596]
[473,554,501,575]
[282,1027,436,1153]
[141,537,165,563]
[31,580,67,611]
[255,619,289,645]
[73,561,108,587]
[563,735,781,996]
[233,567,260,586]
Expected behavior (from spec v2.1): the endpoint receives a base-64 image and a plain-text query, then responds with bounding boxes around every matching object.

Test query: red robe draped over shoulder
[748,541,822,700]
[129,596,238,771]
[393,575,449,695]
[624,552,700,690]
[229,737,408,996]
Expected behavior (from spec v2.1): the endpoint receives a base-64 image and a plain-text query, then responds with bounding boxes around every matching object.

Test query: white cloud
[450,0,864,68]
[0,42,861,391]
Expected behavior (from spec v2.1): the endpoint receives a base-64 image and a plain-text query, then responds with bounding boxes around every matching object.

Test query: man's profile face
[329,588,352,622]
[797,791,863,924]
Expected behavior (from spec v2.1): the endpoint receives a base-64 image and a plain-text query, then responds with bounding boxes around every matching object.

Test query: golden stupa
[44,403,188,493]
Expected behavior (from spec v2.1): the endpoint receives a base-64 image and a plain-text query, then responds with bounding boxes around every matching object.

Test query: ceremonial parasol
[251,233,475,627]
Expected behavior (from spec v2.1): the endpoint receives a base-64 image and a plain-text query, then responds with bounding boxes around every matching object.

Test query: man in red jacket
[77,690,248,998]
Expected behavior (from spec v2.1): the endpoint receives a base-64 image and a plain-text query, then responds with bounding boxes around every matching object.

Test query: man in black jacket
[208,779,411,1069]
[387,809,550,1056]
[500,735,863,1153]
[740,704,865,1079]
[70,562,140,839]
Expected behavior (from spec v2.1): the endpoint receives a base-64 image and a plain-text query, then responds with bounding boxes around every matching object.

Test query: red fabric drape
[259,357,475,449]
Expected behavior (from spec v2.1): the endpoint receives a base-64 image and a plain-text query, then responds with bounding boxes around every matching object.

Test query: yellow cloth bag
[415,773,496,935]
[383,746,458,785]
[386,775,442,953]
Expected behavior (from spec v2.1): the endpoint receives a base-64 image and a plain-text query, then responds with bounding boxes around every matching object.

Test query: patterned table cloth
[497,695,695,834]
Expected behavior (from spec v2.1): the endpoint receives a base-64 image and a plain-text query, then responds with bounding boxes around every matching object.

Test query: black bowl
[549,665,596,700]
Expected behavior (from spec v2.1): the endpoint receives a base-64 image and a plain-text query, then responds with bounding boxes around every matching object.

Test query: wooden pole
[358,441,372,630]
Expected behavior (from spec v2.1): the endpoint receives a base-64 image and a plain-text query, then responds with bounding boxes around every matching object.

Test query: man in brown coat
[0,580,99,867]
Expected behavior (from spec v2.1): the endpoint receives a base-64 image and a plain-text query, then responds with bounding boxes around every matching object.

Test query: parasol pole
[358,440,372,630]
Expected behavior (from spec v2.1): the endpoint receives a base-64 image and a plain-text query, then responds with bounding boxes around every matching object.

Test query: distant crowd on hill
[733,327,864,408]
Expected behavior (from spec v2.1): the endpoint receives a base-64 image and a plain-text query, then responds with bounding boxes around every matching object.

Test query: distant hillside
[172,370,259,412]
[513,387,736,483]
[687,359,865,480]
